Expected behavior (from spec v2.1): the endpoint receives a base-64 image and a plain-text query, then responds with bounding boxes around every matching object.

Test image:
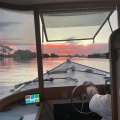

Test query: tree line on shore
[0,45,36,60]
[43,52,109,59]
[87,53,109,59]
[0,45,109,60]
[0,49,36,60]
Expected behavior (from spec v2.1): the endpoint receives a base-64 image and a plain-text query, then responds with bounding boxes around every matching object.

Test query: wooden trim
[0,85,105,111]
[0,88,39,111]
[44,85,105,100]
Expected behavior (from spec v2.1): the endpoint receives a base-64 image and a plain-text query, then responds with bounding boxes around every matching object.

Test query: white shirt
[89,94,112,120]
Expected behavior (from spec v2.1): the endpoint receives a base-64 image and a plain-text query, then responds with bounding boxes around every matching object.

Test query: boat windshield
[40,9,118,88]
[0,9,38,99]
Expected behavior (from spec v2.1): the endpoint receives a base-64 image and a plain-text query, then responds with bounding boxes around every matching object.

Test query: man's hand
[83,81,98,99]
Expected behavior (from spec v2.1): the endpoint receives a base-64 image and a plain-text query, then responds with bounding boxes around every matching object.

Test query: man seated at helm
[83,81,112,120]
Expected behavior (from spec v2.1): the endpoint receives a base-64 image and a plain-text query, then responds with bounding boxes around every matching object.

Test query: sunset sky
[42,43,108,55]
[0,8,118,56]
[0,43,108,56]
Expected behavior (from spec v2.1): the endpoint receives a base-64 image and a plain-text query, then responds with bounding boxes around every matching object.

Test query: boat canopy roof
[0,0,119,11]
[0,0,119,6]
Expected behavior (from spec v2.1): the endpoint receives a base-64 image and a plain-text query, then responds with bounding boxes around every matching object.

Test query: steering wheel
[71,84,92,114]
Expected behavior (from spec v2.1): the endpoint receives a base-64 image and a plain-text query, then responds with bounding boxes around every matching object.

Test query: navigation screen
[25,93,40,104]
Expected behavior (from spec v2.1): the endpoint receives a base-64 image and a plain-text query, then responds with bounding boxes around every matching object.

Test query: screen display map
[25,93,40,104]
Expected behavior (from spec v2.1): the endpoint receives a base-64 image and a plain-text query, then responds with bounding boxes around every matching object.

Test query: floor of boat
[54,103,101,120]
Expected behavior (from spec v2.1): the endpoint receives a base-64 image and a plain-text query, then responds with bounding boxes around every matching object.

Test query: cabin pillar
[117,5,120,28]
[34,10,45,100]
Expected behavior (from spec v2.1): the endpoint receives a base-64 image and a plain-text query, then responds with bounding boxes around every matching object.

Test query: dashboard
[0,84,108,120]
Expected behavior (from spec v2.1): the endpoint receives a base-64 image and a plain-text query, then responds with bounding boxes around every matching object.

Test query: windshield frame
[39,8,114,43]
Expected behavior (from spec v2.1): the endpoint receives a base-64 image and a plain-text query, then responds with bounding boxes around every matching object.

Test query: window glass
[0,9,38,99]
[109,10,118,31]
[41,9,118,88]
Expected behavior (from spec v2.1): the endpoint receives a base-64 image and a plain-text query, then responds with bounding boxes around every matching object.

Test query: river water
[0,57,109,98]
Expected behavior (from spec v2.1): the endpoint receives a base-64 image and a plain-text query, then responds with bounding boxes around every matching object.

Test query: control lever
[104,75,111,94]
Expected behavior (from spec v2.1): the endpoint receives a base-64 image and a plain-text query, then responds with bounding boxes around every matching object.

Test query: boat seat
[0,112,23,120]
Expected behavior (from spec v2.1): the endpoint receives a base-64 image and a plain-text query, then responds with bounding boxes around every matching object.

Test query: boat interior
[0,0,120,120]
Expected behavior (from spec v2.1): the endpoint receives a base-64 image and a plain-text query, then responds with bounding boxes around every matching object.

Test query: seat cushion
[0,112,23,120]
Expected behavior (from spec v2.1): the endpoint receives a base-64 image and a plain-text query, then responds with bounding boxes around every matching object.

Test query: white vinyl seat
[0,112,23,120]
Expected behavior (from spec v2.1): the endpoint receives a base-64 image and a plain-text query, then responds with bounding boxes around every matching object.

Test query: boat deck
[12,61,109,93]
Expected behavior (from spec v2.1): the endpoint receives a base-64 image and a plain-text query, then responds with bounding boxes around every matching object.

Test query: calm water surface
[0,57,109,98]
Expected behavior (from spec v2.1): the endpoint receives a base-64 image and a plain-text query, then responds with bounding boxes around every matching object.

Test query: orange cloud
[42,43,108,55]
